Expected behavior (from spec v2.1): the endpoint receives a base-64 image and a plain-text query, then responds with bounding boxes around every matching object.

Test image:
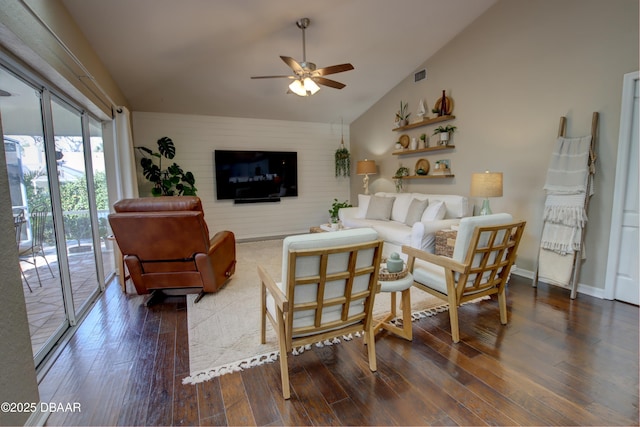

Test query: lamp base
[363,174,370,195]
[479,198,493,215]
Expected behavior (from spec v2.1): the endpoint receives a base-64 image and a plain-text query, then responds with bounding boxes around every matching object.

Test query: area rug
[183,238,485,385]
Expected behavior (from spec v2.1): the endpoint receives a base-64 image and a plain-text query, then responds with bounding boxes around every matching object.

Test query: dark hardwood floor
[39,275,639,426]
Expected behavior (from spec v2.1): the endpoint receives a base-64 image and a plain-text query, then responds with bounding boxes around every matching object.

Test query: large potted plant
[136,136,197,196]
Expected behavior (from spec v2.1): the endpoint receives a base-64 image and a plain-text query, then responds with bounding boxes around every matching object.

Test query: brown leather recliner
[108,196,236,304]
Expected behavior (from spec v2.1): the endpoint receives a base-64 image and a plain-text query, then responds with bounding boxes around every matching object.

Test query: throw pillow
[404,199,429,226]
[421,200,446,221]
[365,195,395,220]
[390,193,413,222]
[357,194,371,218]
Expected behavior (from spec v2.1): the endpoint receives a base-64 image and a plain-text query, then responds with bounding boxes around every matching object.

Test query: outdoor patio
[19,243,116,357]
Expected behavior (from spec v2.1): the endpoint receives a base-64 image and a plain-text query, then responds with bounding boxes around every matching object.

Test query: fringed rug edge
[182,296,489,385]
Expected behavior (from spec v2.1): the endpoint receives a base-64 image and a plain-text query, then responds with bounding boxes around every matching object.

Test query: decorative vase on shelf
[416,99,426,121]
[410,138,418,150]
[439,90,447,116]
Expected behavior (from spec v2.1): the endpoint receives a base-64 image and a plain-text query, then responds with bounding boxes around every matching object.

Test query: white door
[605,71,639,305]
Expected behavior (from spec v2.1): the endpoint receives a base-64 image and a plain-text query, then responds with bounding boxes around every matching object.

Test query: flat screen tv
[214,150,298,202]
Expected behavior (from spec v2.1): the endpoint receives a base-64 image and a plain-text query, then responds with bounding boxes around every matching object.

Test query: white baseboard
[512,268,605,299]
[24,404,49,427]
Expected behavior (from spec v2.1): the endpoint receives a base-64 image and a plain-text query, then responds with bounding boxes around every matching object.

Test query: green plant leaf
[157,136,176,159]
[183,171,196,186]
[137,146,153,155]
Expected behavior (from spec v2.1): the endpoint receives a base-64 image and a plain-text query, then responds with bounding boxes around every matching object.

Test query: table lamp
[470,171,503,215]
[356,159,377,195]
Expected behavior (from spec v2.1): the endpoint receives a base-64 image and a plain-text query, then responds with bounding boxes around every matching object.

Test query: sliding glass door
[1,62,113,367]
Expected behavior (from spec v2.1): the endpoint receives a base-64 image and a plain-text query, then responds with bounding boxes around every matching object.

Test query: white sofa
[339,192,469,257]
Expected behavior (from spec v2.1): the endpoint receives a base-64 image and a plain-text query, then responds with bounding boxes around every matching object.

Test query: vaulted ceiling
[62,0,496,124]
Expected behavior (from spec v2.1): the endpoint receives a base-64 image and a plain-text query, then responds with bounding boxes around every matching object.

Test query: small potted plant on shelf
[395,101,410,128]
[329,198,352,229]
[393,165,410,193]
[419,133,427,148]
[433,125,457,145]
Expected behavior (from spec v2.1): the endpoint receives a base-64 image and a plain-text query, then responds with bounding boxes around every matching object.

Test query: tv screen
[214,150,298,202]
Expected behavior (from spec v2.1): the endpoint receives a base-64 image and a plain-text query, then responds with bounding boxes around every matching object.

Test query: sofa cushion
[404,198,428,226]
[422,200,446,221]
[371,220,414,247]
[390,193,413,222]
[365,195,395,220]
[356,194,371,218]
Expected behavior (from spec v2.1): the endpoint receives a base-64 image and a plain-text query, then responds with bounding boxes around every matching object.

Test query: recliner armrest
[196,230,236,293]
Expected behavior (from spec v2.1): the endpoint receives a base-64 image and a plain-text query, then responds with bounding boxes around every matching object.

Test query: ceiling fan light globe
[303,78,320,95]
[288,79,307,96]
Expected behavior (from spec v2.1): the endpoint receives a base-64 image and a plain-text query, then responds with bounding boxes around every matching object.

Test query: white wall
[350,0,639,294]
[132,112,351,240]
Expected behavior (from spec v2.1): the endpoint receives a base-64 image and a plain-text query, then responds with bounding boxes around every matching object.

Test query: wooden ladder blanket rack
[533,112,598,299]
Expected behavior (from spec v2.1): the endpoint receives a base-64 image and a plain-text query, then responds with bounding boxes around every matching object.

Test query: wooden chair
[258,228,383,399]
[403,213,525,343]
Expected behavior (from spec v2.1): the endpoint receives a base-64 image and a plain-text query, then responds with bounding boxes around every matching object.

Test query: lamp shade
[470,171,503,198]
[356,159,377,175]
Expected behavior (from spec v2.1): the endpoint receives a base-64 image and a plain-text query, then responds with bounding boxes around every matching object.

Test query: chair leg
[498,291,508,325]
[32,254,43,288]
[194,291,206,303]
[448,295,460,343]
[260,283,267,344]
[400,288,413,341]
[276,311,290,399]
[40,252,55,278]
[366,327,377,372]
[20,265,33,293]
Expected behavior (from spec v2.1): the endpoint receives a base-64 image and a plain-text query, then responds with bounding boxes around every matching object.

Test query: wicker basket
[435,229,457,257]
[379,264,408,281]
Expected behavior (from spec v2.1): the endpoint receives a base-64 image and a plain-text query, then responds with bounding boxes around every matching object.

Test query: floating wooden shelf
[392,145,455,156]
[393,115,456,132]
[393,174,455,180]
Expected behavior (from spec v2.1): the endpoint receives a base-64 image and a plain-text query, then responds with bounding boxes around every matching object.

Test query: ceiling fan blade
[251,75,296,79]
[280,56,303,74]
[314,63,354,76]
[313,76,346,90]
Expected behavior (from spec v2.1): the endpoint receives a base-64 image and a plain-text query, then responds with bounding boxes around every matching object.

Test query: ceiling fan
[251,18,354,96]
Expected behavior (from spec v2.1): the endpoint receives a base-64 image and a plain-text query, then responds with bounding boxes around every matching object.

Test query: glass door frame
[1,55,110,368]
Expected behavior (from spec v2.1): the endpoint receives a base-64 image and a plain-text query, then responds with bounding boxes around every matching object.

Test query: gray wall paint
[350,0,639,294]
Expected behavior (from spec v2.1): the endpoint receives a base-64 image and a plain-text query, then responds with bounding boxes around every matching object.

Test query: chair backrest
[14,210,25,247]
[452,214,526,300]
[109,196,210,264]
[281,228,383,339]
[30,209,49,249]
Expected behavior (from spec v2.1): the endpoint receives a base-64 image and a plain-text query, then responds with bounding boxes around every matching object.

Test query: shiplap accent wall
[131,112,351,240]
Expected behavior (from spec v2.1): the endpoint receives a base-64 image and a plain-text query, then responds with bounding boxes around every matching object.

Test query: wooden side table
[373,272,413,341]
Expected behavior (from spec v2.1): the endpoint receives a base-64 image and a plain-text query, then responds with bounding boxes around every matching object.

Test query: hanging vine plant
[335,119,351,177]
[335,143,351,177]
